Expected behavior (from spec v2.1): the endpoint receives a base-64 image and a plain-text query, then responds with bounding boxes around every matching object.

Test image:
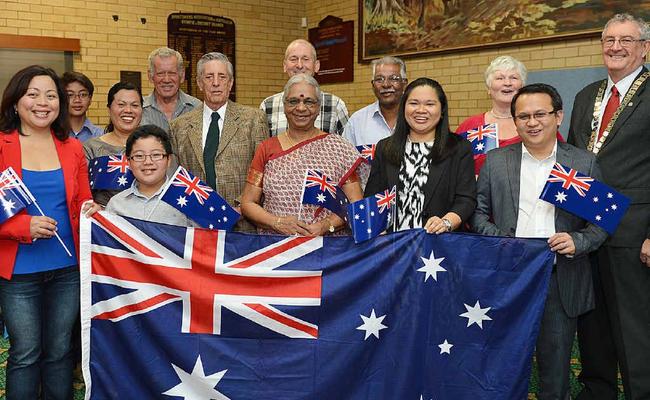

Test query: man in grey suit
[472,84,607,400]
[568,13,650,400]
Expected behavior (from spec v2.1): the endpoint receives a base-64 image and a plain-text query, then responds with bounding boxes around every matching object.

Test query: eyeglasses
[371,75,405,85]
[286,56,314,64]
[284,97,319,109]
[514,110,557,123]
[67,91,90,100]
[128,152,168,162]
[601,37,646,48]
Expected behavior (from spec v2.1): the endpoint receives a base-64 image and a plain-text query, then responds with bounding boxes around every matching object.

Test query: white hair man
[260,39,349,137]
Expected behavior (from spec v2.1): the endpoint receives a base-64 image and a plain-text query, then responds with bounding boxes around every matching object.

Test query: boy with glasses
[105,124,193,226]
[62,71,103,142]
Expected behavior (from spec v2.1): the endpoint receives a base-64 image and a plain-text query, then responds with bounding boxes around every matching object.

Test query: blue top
[70,118,103,142]
[14,169,77,274]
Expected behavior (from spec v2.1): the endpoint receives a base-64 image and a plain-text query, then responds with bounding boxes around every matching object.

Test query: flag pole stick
[8,168,73,257]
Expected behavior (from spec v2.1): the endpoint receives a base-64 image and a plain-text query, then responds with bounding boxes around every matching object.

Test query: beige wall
[0,0,307,126]
[1,0,607,129]
[306,0,605,129]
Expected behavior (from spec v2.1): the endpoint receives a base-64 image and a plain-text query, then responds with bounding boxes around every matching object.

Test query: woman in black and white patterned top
[365,78,476,234]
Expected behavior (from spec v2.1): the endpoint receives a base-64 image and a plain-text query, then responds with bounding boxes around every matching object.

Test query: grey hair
[196,52,234,81]
[603,13,650,40]
[284,39,317,61]
[148,47,184,78]
[484,55,527,87]
[282,73,322,101]
[371,56,407,79]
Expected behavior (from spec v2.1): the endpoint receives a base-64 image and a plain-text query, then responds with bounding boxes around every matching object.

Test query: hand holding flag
[0,167,31,224]
[540,163,630,234]
[347,186,396,243]
[160,166,240,230]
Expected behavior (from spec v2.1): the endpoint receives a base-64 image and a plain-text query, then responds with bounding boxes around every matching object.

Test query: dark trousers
[536,271,575,400]
[576,253,618,400]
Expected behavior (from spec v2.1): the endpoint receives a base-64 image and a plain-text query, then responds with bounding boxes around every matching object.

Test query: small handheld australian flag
[458,123,499,155]
[540,163,630,234]
[356,144,377,164]
[347,186,396,243]
[89,154,134,190]
[300,169,349,220]
[160,166,240,230]
[0,167,32,225]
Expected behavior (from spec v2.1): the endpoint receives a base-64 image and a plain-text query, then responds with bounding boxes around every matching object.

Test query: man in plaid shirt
[260,39,349,137]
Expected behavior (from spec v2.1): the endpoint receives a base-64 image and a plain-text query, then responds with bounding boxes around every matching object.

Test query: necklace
[489,109,512,120]
[285,129,318,148]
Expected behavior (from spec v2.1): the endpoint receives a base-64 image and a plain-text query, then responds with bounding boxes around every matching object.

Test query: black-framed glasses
[601,37,646,48]
[284,97,319,109]
[128,152,168,162]
[371,75,405,85]
[66,91,90,100]
[514,110,557,123]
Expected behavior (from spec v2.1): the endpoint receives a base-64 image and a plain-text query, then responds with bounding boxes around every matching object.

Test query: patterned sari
[247,133,367,235]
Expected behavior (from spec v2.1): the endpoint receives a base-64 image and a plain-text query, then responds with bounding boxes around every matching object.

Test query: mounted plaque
[167,13,236,101]
[308,17,354,84]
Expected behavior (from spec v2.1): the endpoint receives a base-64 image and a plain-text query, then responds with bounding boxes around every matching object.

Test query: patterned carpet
[0,336,623,399]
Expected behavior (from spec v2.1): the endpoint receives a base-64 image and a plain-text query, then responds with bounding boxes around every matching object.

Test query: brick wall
[306,0,605,129]
[0,0,307,126]
[1,0,607,129]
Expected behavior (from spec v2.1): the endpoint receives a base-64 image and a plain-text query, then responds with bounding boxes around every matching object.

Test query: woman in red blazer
[0,65,99,400]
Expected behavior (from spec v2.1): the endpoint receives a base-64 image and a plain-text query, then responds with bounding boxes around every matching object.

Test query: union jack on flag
[356,144,377,163]
[304,169,337,198]
[301,169,349,220]
[0,167,32,225]
[169,166,213,205]
[547,162,594,197]
[85,211,322,337]
[106,154,130,174]
[375,186,396,214]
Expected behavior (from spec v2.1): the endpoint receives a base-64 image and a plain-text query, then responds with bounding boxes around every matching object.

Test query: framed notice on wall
[167,13,236,101]
[309,19,354,84]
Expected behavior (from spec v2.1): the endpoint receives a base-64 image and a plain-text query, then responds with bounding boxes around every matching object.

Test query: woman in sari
[241,74,363,235]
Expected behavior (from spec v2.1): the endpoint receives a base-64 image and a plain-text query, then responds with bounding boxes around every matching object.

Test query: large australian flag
[540,162,630,234]
[80,211,553,399]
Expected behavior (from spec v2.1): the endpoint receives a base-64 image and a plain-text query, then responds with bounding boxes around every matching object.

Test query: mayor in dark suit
[472,84,607,400]
[568,13,650,400]
[364,77,476,234]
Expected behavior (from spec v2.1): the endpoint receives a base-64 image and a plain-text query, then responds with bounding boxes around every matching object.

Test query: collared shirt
[141,90,202,132]
[70,118,103,142]
[105,178,194,227]
[516,141,557,239]
[342,101,393,146]
[260,91,349,137]
[201,102,227,148]
[597,65,643,132]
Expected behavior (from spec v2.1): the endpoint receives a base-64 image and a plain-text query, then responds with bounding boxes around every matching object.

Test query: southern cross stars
[357,309,387,340]
[162,355,230,400]
[459,300,492,329]
[438,339,453,354]
[417,251,446,282]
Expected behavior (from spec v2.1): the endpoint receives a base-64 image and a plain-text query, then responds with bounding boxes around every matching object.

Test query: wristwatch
[441,218,452,232]
[326,218,335,233]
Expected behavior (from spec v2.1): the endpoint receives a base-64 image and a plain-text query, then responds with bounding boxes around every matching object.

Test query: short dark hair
[61,71,95,96]
[0,65,70,140]
[125,124,172,157]
[383,77,455,165]
[105,81,143,133]
[511,83,563,117]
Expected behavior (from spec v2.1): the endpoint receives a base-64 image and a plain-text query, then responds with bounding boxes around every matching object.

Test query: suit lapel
[602,69,648,151]
[217,101,240,159]
[1,131,22,178]
[422,155,449,212]
[554,142,573,223]
[186,108,206,175]
[506,143,522,214]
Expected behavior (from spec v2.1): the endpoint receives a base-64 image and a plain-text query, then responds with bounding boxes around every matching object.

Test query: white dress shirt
[201,102,227,148]
[515,142,557,239]
[597,65,643,132]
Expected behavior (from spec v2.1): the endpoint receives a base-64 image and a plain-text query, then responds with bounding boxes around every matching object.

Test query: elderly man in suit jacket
[170,52,267,232]
[568,13,650,400]
[472,83,607,400]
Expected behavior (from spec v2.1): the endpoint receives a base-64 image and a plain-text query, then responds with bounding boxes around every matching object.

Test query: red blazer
[0,130,92,279]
